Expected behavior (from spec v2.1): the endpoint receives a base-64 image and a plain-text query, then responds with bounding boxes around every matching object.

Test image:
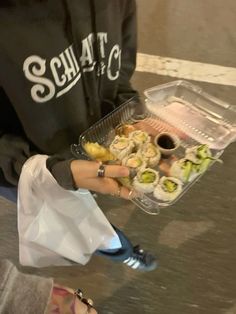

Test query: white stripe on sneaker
[123,257,131,264]
[131,261,141,269]
[127,258,136,266]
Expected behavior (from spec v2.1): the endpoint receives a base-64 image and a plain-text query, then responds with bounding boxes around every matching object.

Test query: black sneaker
[123,245,158,272]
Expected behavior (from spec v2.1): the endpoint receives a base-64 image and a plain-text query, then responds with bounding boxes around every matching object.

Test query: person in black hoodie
[0,0,157,271]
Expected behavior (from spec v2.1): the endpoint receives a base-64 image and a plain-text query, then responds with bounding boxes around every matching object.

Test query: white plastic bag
[17,155,120,267]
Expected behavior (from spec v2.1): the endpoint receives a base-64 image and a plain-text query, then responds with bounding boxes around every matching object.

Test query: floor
[1,1,236,313]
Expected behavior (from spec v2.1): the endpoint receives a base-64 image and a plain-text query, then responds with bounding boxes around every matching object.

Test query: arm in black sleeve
[0,87,37,186]
[46,153,77,191]
[46,147,88,191]
[0,131,78,190]
[0,131,77,190]
[0,133,35,187]
[0,87,75,189]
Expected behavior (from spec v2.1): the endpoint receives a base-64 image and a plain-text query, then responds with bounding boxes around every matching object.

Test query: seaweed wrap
[139,142,161,167]
[109,135,135,160]
[133,168,159,193]
[153,176,183,201]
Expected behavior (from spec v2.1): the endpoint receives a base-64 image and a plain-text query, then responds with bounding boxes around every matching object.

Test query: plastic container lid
[144,80,236,150]
[74,80,235,214]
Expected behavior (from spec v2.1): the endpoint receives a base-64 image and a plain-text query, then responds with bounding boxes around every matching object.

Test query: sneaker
[123,245,158,272]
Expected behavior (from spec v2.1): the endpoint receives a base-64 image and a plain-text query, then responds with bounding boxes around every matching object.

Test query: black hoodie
[0,0,137,189]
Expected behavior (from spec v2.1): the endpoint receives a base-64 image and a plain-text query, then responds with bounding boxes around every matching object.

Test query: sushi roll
[128,130,150,149]
[153,176,183,202]
[185,144,212,164]
[115,123,136,137]
[133,168,159,193]
[184,144,222,175]
[170,158,197,183]
[191,157,217,176]
[109,135,135,160]
[139,143,161,167]
[122,153,147,171]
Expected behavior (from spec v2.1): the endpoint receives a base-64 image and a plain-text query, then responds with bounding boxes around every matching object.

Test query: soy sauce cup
[154,132,180,158]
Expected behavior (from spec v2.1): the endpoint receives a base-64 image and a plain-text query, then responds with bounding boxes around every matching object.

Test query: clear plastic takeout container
[72,80,236,215]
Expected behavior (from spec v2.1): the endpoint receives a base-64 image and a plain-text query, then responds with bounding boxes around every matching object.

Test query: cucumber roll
[191,157,216,176]
[133,168,159,193]
[184,144,222,175]
[185,144,212,164]
[170,158,198,183]
[109,135,135,160]
[139,143,161,167]
[153,176,183,202]
[128,130,150,149]
[122,153,147,171]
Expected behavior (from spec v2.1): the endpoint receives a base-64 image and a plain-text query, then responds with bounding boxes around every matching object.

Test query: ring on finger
[74,288,83,299]
[74,289,94,306]
[97,163,106,178]
[74,289,94,313]
[128,189,134,199]
[82,298,94,313]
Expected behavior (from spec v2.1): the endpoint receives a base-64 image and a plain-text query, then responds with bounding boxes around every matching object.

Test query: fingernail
[120,167,130,176]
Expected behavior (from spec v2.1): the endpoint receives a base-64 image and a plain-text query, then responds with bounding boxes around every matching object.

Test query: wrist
[70,159,80,188]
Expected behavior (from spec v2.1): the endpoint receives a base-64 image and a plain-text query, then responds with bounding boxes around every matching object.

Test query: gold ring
[82,297,94,310]
[116,185,122,197]
[128,189,133,199]
[74,289,94,312]
[74,288,83,299]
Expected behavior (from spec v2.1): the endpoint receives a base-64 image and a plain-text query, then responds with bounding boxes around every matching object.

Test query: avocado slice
[182,160,192,182]
[140,171,156,183]
[196,144,210,159]
[199,158,212,173]
[163,180,177,193]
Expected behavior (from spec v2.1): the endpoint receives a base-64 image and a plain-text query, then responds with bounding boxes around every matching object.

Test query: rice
[170,158,198,183]
[133,168,159,193]
[138,142,161,167]
[153,176,183,202]
[128,130,150,149]
[109,135,135,160]
[185,144,212,164]
[122,153,147,171]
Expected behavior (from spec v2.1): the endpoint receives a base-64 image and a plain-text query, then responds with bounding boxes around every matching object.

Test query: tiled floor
[1,1,236,313]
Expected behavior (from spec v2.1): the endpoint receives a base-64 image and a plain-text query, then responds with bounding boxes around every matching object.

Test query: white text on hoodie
[23,33,121,103]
